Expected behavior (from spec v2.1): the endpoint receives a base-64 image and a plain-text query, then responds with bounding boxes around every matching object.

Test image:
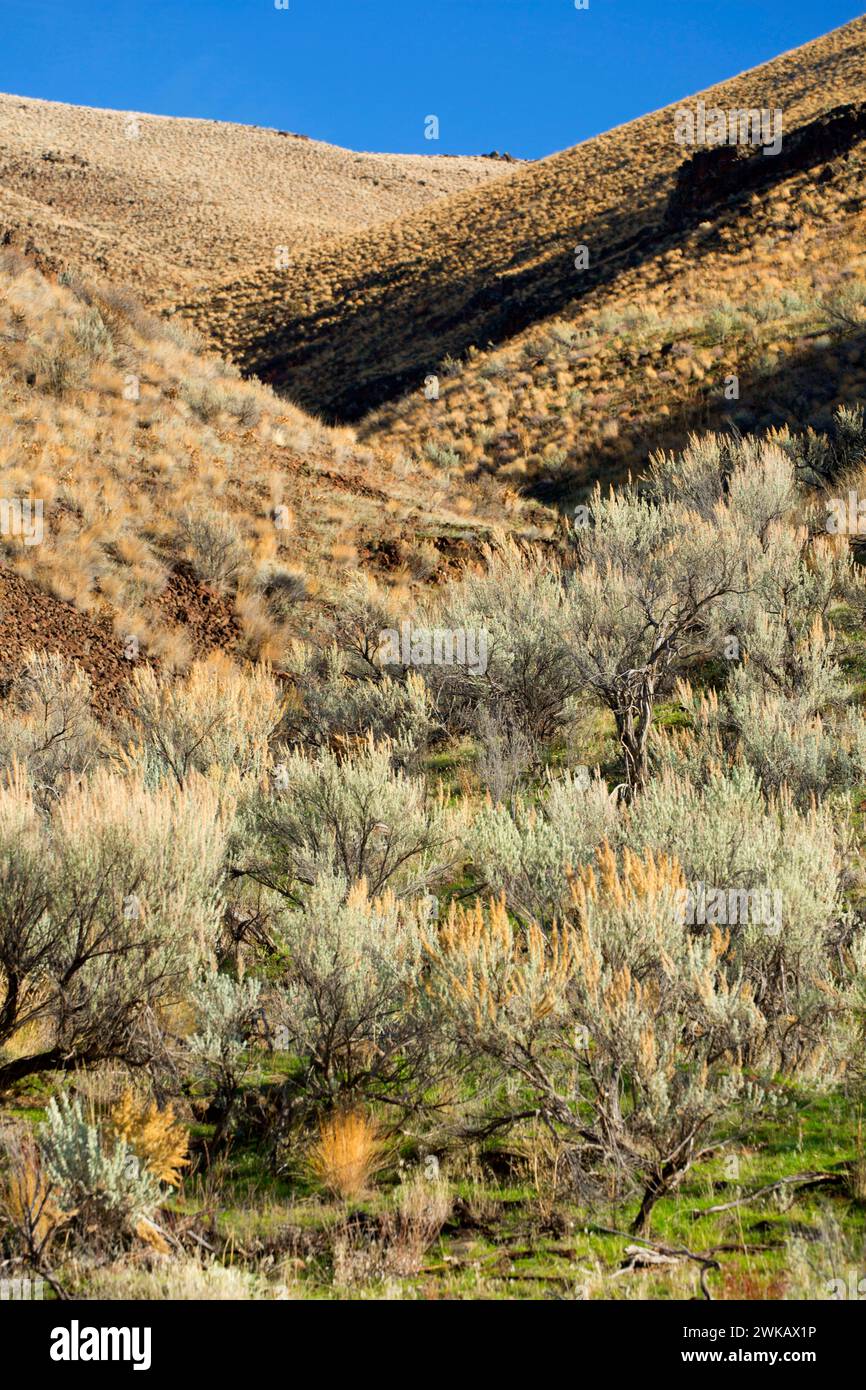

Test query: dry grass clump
[0,1127,68,1253]
[108,1090,189,1189]
[329,1173,452,1286]
[306,1111,389,1201]
[379,1173,453,1275]
[74,1258,277,1301]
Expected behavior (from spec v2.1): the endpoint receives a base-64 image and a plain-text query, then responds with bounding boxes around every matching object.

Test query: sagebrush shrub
[623,764,851,1067]
[422,861,763,1235]
[249,736,458,901]
[189,973,262,1144]
[466,769,616,923]
[649,432,797,544]
[280,643,432,759]
[176,505,248,590]
[566,484,743,795]
[0,650,104,793]
[0,765,231,1089]
[270,873,434,1106]
[706,526,851,711]
[327,573,405,675]
[70,307,114,362]
[180,378,226,423]
[39,1095,163,1248]
[659,674,866,804]
[566,843,766,1231]
[117,658,284,785]
[426,541,578,747]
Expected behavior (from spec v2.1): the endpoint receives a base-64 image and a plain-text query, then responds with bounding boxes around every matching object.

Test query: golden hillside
[175,14,866,422]
[360,107,866,502]
[0,92,513,312]
[2,19,865,709]
[0,250,539,709]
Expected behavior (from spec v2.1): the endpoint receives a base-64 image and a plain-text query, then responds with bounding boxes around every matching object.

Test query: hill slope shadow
[248,102,866,424]
[529,324,866,507]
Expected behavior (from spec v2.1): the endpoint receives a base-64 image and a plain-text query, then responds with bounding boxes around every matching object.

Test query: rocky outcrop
[665,101,866,224]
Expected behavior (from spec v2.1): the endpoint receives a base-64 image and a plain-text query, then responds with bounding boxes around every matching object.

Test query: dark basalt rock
[665,101,866,224]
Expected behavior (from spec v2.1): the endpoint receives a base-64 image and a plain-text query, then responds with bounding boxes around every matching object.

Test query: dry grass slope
[0,252,538,700]
[361,110,866,501]
[0,92,513,313]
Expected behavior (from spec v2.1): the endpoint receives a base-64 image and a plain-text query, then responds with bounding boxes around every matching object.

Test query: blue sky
[1,0,863,159]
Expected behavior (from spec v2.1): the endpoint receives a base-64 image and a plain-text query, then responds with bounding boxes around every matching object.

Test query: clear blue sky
[1,0,863,159]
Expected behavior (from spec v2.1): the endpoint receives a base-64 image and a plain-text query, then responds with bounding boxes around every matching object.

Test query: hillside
[4,15,866,1315]
[361,102,866,503]
[0,250,538,711]
[2,21,865,704]
[0,92,513,313]
[174,14,866,423]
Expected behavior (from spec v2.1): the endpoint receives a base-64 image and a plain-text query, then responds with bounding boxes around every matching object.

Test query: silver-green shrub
[279,642,433,760]
[659,673,866,804]
[189,973,262,1142]
[40,1094,162,1245]
[249,737,459,902]
[424,541,578,747]
[117,660,284,785]
[623,764,851,1068]
[705,527,851,711]
[0,650,104,794]
[269,872,435,1107]
[566,484,741,794]
[466,769,616,923]
[0,767,231,1089]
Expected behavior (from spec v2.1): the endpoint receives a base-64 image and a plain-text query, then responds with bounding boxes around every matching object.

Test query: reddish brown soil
[0,566,132,718]
[0,564,241,720]
[152,567,241,657]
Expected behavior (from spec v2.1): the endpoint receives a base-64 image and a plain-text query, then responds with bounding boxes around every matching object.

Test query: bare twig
[689,1170,836,1219]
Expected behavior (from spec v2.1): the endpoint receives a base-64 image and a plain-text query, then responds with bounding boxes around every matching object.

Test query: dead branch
[689,1170,837,1219]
